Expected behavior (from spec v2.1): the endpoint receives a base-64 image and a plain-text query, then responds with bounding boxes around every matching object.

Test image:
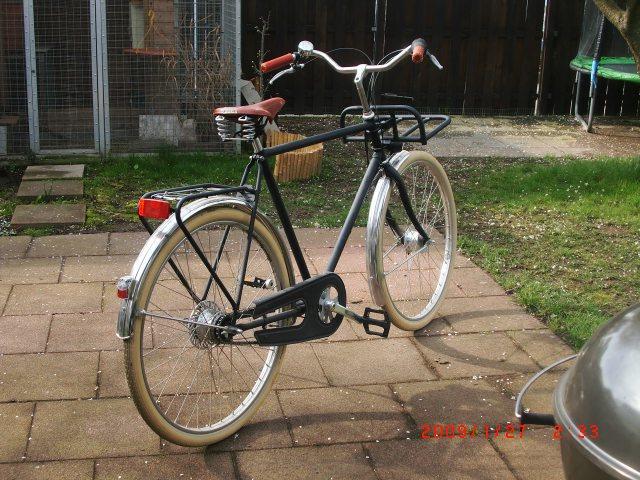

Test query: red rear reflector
[116,276,133,299]
[138,199,171,220]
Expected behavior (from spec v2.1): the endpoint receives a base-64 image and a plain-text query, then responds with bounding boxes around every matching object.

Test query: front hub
[403,229,427,254]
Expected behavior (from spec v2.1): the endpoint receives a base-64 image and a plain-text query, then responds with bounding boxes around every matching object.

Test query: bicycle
[116,38,457,446]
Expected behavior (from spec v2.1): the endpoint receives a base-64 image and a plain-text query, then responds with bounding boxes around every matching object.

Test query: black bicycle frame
[146,110,444,324]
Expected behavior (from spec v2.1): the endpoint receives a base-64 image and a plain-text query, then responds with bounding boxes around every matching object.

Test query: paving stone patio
[0,228,575,479]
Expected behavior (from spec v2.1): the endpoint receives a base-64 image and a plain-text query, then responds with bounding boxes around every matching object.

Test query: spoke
[175,349,206,423]
[383,237,402,259]
[150,338,192,396]
[156,281,194,301]
[385,243,430,276]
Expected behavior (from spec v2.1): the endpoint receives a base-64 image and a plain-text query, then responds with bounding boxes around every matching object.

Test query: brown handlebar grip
[411,38,427,64]
[260,53,295,73]
[412,45,425,64]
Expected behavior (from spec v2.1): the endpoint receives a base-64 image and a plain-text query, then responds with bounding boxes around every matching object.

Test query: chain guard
[252,273,347,346]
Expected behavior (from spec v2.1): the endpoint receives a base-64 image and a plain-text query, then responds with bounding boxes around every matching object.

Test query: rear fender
[116,196,293,340]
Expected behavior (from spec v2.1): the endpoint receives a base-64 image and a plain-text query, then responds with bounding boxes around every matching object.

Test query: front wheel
[366,150,457,331]
[124,204,293,446]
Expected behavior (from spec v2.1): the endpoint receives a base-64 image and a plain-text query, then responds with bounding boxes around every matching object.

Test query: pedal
[252,273,347,346]
[361,307,391,338]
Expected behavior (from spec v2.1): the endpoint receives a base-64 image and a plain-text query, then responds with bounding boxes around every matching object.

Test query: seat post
[252,137,263,153]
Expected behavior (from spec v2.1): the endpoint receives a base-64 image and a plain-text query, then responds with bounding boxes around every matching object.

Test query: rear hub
[189,301,230,348]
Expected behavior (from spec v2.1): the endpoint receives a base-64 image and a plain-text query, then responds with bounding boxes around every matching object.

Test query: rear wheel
[124,205,292,446]
[367,151,456,331]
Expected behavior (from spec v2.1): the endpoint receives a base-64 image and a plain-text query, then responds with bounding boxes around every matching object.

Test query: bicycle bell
[298,40,314,57]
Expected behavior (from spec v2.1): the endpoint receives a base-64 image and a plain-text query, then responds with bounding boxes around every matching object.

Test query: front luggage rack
[339,104,450,145]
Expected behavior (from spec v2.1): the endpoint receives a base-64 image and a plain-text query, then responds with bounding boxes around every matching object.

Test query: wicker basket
[266,131,323,182]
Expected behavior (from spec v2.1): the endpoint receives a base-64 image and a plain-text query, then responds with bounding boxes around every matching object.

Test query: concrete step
[22,164,85,181]
[11,204,86,229]
[17,179,84,199]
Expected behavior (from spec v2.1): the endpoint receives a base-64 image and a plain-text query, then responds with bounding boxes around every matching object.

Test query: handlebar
[260,38,437,76]
[261,38,441,118]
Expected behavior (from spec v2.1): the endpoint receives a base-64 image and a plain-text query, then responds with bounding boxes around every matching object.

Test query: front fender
[116,196,293,340]
[366,150,411,307]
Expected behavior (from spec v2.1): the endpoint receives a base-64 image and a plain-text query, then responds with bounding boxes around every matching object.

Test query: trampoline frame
[571,5,639,132]
[572,13,606,132]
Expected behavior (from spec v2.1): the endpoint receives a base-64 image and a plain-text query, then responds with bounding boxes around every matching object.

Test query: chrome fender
[366,150,411,307]
[116,196,294,340]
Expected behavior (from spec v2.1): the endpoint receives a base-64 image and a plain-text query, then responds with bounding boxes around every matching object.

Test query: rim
[137,220,284,434]
[379,158,454,321]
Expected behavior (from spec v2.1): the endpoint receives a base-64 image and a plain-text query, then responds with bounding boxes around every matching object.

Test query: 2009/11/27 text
[420,423,600,440]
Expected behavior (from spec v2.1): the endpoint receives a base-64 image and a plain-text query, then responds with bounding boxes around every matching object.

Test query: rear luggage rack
[138,182,256,234]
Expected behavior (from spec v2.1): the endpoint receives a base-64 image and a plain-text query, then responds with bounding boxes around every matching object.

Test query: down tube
[326,150,384,272]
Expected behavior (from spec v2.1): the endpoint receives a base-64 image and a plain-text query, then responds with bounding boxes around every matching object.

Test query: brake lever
[269,63,305,85]
[427,50,444,70]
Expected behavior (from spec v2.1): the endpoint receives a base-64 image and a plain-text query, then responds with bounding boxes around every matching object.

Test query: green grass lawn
[80,143,368,231]
[2,149,638,348]
[449,156,640,349]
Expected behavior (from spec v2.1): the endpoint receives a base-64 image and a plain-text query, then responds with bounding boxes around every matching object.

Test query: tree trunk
[593,0,640,73]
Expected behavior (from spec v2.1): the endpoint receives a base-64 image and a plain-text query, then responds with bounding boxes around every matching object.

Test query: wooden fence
[242,0,640,117]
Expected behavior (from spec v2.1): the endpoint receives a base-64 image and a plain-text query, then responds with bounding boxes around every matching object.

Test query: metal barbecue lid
[554,303,640,480]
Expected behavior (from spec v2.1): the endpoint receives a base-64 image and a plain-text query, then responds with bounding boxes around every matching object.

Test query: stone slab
[28,398,160,460]
[28,233,108,258]
[108,231,150,255]
[507,329,575,368]
[48,312,124,352]
[236,444,377,480]
[493,371,564,416]
[450,268,506,298]
[5,282,103,315]
[305,246,366,273]
[0,351,98,402]
[0,460,93,480]
[0,402,33,462]
[60,255,136,283]
[313,338,435,385]
[367,438,515,480]
[278,385,411,445]
[0,257,62,285]
[393,378,514,427]
[11,204,86,228]
[439,296,544,333]
[17,179,84,198]
[22,164,85,181]
[493,428,565,480]
[413,332,539,379]
[0,236,31,258]
[0,315,50,354]
[95,453,235,480]
[0,284,10,314]
[276,343,330,389]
